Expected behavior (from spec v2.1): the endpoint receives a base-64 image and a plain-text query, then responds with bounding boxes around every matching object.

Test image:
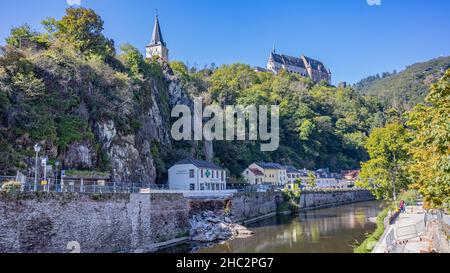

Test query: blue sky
[0,0,449,84]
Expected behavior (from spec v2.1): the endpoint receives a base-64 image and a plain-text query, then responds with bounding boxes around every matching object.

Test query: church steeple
[146,14,169,60]
[150,15,165,47]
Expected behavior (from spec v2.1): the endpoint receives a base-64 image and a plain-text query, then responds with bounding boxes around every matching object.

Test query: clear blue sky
[1,0,449,84]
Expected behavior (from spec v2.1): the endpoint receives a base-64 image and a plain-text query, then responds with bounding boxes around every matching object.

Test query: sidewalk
[373,206,433,253]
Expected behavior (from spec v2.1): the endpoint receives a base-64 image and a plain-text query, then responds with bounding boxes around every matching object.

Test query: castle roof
[269,51,330,75]
[302,55,329,74]
[149,15,166,47]
[270,52,306,69]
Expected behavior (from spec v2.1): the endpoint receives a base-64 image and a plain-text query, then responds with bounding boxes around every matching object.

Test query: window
[212,171,214,179]
[201,169,204,178]
[200,184,205,191]
[190,184,195,191]
[221,171,224,181]
[189,169,195,178]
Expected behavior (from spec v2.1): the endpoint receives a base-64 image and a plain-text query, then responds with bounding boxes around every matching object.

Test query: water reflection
[197,201,383,253]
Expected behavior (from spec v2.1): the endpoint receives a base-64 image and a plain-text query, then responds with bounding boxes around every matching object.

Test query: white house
[241,167,265,185]
[168,158,227,191]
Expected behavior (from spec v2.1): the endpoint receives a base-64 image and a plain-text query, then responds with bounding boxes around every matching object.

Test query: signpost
[41,157,47,191]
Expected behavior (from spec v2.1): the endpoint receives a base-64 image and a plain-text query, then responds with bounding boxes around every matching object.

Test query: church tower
[146,15,169,61]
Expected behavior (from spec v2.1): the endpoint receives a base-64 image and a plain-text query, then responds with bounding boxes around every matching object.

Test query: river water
[163,201,384,253]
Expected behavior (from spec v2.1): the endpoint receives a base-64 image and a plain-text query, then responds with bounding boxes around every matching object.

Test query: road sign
[40,180,48,186]
[61,170,66,177]
[41,158,47,167]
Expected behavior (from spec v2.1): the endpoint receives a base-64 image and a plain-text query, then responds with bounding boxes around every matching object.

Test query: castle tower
[146,15,169,61]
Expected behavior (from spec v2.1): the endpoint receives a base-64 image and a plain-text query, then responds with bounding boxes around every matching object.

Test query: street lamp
[33,143,41,191]
[54,160,60,192]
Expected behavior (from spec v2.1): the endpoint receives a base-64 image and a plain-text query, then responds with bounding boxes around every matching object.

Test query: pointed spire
[150,14,165,46]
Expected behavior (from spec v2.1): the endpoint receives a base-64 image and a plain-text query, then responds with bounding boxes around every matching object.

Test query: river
[162,201,384,253]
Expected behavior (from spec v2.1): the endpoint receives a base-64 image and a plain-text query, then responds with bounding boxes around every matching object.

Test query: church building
[146,15,169,61]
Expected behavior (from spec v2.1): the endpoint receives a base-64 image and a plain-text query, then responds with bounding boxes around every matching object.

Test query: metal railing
[0,176,167,194]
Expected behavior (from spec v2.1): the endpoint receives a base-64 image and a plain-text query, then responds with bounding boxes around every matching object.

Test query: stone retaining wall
[0,192,189,253]
[299,190,375,210]
[229,192,282,222]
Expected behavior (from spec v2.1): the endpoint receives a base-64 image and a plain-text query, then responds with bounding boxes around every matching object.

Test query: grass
[353,204,393,253]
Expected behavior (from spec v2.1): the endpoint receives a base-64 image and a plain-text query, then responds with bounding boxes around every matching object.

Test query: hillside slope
[354,56,450,111]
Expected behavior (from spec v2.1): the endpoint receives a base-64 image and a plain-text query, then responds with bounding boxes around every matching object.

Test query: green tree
[55,7,115,58]
[5,24,49,49]
[357,123,410,200]
[406,70,450,208]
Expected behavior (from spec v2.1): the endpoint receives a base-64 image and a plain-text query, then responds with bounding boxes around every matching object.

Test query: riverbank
[196,201,383,253]
[0,190,374,253]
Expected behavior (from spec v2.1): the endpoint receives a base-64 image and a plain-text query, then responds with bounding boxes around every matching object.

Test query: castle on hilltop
[263,49,332,84]
[146,15,169,61]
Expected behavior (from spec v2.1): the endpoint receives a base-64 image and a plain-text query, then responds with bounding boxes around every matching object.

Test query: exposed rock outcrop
[189,211,254,243]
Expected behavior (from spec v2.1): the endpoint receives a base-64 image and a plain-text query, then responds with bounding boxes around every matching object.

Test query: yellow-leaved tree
[407,69,450,209]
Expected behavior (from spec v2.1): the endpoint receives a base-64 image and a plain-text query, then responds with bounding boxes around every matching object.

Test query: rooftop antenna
[155,8,158,17]
[272,42,276,53]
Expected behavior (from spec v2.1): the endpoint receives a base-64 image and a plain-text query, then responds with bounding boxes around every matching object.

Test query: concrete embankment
[0,190,374,253]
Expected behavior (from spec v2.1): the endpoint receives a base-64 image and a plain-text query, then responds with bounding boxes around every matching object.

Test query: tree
[357,123,410,200]
[119,44,146,78]
[55,7,115,58]
[5,24,49,49]
[407,70,450,208]
[307,172,317,188]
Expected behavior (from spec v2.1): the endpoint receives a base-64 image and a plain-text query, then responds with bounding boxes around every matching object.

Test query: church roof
[270,52,306,69]
[149,15,166,47]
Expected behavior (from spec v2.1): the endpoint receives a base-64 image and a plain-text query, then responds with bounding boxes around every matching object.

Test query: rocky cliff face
[0,46,193,183]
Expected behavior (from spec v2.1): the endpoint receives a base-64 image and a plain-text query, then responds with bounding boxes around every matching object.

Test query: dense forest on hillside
[354,56,450,111]
[170,62,386,176]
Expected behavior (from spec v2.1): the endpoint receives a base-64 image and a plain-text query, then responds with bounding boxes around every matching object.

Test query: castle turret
[146,15,169,61]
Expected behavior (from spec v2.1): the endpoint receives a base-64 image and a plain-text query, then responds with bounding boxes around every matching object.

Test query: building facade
[266,49,331,84]
[146,15,169,61]
[249,162,287,186]
[168,158,226,191]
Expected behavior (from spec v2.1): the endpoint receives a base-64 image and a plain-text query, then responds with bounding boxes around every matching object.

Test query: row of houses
[242,163,360,190]
[168,158,360,192]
